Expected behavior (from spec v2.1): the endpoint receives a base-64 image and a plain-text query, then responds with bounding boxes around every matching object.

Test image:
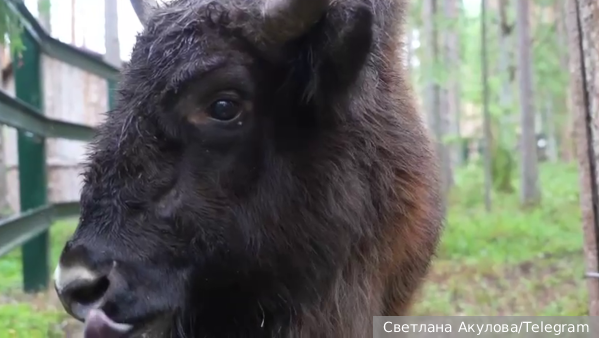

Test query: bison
[54,0,444,337]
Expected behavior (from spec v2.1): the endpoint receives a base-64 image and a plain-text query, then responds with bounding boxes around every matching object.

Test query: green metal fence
[0,0,119,293]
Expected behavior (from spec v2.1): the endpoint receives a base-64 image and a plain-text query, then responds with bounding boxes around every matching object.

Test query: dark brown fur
[57,0,444,336]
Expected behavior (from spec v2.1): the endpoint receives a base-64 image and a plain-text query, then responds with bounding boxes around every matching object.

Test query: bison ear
[325,6,373,85]
[130,0,158,28]
[304,5,374,99]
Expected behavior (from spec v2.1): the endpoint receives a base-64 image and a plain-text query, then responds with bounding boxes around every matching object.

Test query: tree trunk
[421,0,438,132]
[516,0,540,207]
[498,0,513,112]
[558,0,575,162]
[481,0,492,212]
[423,0,452,196]
[567,0,599,316]
[492,0,516,194]
[443,0,462,170]
[545,97,558,162]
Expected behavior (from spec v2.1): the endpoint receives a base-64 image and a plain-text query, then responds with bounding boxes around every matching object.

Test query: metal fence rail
[0,0,119,292]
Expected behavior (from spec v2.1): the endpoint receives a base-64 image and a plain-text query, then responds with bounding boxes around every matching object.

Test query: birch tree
[443,0,462,170]
[516,0,540,207]
[481,0,492,212]
[422,0,452,197]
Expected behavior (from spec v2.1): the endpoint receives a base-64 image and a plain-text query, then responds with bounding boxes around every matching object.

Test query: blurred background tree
[408,0,574,209]
[405,0,594,316]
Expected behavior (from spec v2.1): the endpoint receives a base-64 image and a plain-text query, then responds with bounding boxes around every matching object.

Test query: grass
[412,161,586,316]
[0,162,587,336]
[0,220,79,338]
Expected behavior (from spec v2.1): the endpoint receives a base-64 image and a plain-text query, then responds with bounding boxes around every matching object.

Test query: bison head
[54,0,440,337]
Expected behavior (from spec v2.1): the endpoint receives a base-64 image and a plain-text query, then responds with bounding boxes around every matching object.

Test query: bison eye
[208,100,241,121]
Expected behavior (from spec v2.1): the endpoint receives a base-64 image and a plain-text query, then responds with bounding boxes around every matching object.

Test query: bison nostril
[55,266,112,321]
[68,276,110,305]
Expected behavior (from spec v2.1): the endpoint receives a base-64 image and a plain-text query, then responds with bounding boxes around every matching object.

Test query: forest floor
[0,162,586,337]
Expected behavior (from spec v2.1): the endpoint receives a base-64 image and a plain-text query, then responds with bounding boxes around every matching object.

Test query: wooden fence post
[13,30,50,293]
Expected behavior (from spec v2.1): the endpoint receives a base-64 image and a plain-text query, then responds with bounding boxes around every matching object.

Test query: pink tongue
[84,309,131,338]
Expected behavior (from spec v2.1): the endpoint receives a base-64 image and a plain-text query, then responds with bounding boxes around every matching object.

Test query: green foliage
[409,1,569,131]
[443,162,580,264]
[37,0,50,16]
[0,220,77,337]
[487,111,517,192]
[0,0,25,53]
[409,0,571,197]
[0,304,65,338]
[491,142,515,192]
[413,163,585,315]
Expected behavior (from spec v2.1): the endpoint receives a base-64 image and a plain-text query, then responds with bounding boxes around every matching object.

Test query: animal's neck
[161,266,380,338]
[163,308,289,338]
